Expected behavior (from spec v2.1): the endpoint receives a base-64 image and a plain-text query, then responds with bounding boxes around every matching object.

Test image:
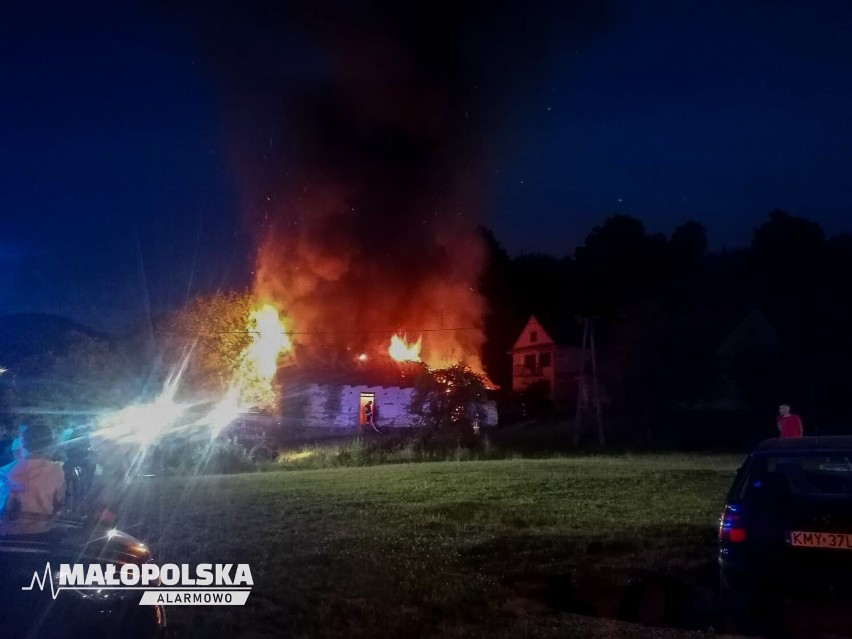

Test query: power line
[155,327,483,336]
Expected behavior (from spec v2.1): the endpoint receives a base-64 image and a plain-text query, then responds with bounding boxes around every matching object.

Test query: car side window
[736,456,779,500]
[730,459,755,500]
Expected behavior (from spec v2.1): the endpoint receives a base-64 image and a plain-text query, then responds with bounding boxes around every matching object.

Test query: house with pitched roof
[508,315,589,408]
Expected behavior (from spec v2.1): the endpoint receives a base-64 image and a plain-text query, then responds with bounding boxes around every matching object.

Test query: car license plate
[788,531,852,550]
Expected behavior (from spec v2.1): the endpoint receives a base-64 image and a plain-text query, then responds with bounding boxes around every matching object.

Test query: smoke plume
[163,0,617,369]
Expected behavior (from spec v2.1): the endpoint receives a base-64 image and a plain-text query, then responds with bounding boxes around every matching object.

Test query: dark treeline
[479,210,852,445]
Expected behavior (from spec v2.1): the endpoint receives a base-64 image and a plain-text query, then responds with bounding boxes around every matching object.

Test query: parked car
[719,436,852,633]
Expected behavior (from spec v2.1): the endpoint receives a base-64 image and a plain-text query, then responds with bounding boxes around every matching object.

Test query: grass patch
[272,433,741,471]
[121,454,740,637]
[274,434,507,469]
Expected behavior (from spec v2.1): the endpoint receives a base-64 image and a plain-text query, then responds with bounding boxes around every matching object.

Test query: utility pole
[573,317,605,446]
[573,318,588,447]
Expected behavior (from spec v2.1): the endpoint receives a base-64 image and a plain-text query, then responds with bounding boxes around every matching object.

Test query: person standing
[1,424,65,533]
[776,404,803,438]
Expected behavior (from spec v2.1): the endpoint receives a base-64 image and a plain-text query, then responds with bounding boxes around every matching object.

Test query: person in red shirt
[776,404,803,438]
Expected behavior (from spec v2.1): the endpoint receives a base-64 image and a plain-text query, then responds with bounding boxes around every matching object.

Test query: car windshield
[741,451,852,499]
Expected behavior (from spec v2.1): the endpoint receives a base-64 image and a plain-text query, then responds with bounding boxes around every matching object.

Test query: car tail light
[719,504,747,543]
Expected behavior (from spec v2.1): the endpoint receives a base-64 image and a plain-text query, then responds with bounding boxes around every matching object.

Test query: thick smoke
[165,1,616,369]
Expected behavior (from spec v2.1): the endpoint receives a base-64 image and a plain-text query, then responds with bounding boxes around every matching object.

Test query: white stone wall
[291,383,499,429]
[299,384,418,428]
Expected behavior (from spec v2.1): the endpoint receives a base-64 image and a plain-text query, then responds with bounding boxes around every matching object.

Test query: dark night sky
[2,1,852,330]
[489,1,852,254]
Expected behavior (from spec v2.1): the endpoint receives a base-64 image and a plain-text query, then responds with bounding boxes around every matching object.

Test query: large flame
[253,195,487,374]
[248,304,292,378]
[388,334,422,363]
[233,304,291,406]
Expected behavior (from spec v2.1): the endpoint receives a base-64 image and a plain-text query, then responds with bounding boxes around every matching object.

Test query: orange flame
[388,334,422,362]
[248,304,292,378]
[234,304,292,405]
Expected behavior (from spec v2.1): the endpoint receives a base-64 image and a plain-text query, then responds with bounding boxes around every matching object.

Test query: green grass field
[123,454,742,638]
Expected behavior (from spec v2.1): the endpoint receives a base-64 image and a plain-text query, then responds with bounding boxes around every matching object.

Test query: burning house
[275,338,498,430]
[172,3,507,429]
[277,363,422,429]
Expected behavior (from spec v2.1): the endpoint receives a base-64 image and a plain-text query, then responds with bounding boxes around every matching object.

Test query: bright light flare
[97,393,187,446]
[97,366,189,446]
[196,386,244,439]
[96,303,291,448]
[389,334,422,363]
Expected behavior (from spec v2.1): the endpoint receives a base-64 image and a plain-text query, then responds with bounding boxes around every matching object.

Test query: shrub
[153,438,257,475]
[410,365,489,431]
[192,439,257,475]
[337,437,370,466]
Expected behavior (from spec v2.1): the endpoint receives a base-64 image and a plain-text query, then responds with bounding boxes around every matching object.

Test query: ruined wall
[283,382,498,428]
[295,384,418,428]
